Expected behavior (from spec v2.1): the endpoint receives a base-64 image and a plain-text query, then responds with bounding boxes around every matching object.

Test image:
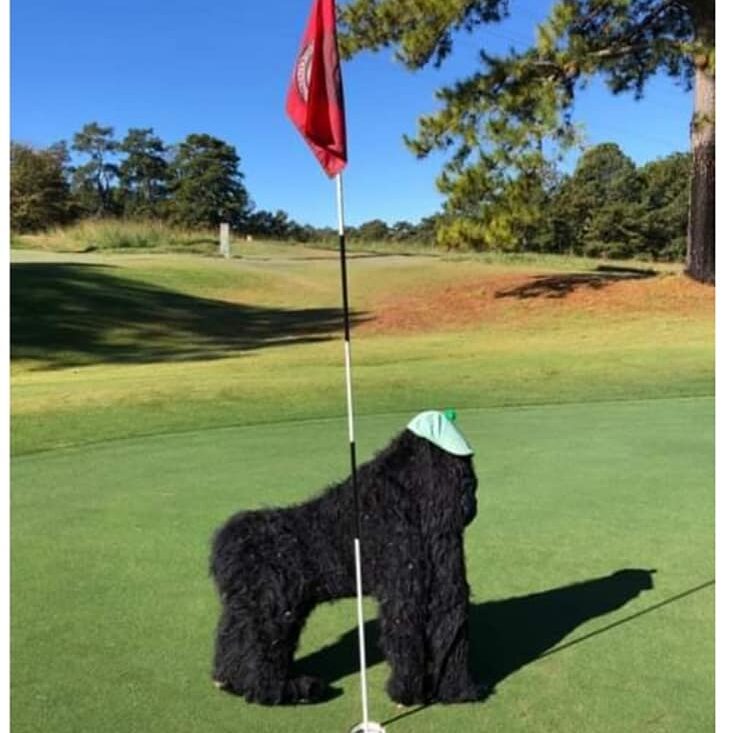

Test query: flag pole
[336,172,372,733]
[285,0,380,726]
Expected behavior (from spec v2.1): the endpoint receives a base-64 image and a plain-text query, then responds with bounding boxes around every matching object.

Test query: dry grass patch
[362,267,713,335]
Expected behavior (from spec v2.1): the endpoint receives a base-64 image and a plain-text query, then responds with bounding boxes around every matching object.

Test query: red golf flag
[286,0,347,177]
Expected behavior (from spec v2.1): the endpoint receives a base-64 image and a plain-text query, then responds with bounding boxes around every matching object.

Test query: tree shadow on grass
[294,568,700,713]
[11,262,369,368]
[495,265,657,300]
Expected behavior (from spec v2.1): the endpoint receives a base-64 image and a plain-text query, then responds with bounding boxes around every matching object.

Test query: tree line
[10,122,253,231]
[244,210,440,246]
[10,122,436,245]
[11,121,689,261]
[8,121,435,246]
[438,143,691,261]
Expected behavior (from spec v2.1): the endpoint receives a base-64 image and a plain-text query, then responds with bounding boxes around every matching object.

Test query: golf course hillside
[11,245,712,455]
[11,243,714,733]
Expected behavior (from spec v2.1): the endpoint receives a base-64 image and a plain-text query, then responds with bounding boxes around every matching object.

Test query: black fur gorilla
[210,428,482,705]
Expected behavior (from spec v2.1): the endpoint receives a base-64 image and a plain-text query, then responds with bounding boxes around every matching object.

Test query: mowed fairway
[10,245,714,732]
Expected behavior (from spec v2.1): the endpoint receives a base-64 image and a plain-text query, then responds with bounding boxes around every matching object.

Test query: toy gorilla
[210,410,482,706]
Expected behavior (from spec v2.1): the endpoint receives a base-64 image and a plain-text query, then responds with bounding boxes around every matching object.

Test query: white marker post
[219,222,230,258]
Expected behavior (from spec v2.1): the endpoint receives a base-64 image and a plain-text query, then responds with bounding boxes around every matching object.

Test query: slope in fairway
[10,250,713,455]
[11,397,713,733]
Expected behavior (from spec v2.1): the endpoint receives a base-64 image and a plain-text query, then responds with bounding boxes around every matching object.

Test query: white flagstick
[335,173,382,733]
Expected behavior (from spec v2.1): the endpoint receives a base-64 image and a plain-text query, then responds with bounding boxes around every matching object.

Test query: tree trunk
[685,2,715,284]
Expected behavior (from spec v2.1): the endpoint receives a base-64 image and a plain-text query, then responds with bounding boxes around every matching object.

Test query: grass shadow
[11,262,369,368]
[495,265,657,300]
[294,568,698,715]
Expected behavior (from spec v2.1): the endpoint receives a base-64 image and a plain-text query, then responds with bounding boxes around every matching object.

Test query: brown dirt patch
[360,269,714,335]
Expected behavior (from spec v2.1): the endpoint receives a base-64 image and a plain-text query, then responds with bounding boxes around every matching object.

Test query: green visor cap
[406,410,474,456]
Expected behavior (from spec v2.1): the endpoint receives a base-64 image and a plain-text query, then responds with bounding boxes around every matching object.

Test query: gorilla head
[372,412,478,537]
[406,410,478,530]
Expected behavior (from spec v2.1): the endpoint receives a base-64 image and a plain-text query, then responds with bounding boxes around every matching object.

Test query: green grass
[10,248,711,455]
[10,243,714,732]
[11,400,714,733]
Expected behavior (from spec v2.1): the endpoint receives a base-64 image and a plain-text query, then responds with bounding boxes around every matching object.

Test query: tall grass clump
[12,219,223,254]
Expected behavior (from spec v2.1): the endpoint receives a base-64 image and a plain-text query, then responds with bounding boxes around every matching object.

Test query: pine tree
[340,0,715,282]
[168,134,252,229]
[638,151,691,260]
[71,122,119,217]
[118,128,169,218]
[10,142,74,232]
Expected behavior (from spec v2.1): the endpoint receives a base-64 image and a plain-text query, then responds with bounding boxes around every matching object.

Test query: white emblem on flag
[296,42,314,102]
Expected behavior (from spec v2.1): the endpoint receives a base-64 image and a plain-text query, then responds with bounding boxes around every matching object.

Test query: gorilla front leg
[378,595,429,705]
[367,526,431,706]
[425,534,483,703]
[428,606,483,702]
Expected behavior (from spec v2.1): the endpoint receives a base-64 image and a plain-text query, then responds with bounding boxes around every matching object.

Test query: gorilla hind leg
[213,601,325,704]
[212,605,255,696]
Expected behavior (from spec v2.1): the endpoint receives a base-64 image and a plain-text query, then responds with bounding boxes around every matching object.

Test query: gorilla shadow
[469,568,656,688]
[295,568,656,696]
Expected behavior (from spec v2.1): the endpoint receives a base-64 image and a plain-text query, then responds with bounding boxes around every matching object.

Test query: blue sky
[11,0,693,227]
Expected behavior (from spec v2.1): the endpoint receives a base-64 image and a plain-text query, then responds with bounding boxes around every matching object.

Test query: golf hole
[348,722,386,733]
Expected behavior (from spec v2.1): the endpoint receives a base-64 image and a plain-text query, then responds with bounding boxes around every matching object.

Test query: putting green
[11,396,713,733]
